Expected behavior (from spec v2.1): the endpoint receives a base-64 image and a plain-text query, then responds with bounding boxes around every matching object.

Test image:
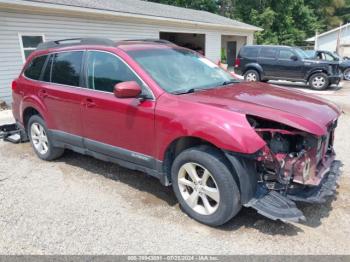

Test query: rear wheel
[244,69,260,82]
[343,68,350,81]
[171,146,241,226]
[28,115,64,161]
[309,73,329,90]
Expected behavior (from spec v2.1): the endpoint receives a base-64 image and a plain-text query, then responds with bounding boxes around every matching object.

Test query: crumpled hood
[303,59,339,66]
[181,82,341,136]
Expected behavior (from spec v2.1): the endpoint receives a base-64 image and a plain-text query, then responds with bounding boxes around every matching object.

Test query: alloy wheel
[246,72,257,82]
[177,162,220,215]
[312,76,326,89]
[31,122,49,155]
[344,69,350,81]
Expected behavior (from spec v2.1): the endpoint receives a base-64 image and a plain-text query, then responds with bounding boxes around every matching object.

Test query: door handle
[85,98,96,108]
[38,89,48,98]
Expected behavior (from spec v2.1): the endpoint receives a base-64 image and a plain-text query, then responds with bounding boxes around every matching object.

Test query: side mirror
[114,81,142,98]
[290,55,298,61]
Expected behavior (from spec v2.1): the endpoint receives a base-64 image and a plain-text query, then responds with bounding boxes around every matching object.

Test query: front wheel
[309,73,329,90]
[171,146,241,226]
[343,68,350,81]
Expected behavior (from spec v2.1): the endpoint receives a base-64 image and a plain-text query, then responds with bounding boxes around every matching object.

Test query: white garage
[0,0,261,103]
[307,23,350,58]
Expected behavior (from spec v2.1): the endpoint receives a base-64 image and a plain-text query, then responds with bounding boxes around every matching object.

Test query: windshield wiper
[221,79,239,86]
[171,88,197,95]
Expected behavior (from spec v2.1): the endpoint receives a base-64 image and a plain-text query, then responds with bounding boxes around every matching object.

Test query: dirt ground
[0,82,349,255]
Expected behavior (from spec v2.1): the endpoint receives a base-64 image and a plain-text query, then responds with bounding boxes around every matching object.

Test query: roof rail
[118,39,173,44]
[36,38,115,50]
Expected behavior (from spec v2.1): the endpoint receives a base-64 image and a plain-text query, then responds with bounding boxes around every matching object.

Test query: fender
[155,95,266,161]
[305,68,328,80]
[243,63,264,76]
[20,94,50,127]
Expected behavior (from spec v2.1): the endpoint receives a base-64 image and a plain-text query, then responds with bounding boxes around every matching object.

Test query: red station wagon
[11,38,342,226]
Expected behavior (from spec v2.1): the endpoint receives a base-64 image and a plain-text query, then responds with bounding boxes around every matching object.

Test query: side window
[278,50,295,60]
[24,55,47,80]
[241,47,259,58]
[51,51,83,86]
[260,47,277,59]
[86,51,141,93]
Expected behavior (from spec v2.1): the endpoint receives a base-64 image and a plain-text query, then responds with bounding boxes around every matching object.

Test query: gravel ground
[0,82,349,255]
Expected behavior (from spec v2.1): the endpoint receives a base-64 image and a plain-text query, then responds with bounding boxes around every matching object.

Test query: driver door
[277,49,304,80]
[81,50,156,167]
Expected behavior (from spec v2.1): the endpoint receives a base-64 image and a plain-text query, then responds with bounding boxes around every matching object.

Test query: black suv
[234,45,342,90]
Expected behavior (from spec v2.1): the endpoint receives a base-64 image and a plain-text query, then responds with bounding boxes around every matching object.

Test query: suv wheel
[344,68,350,81]
[244,70,260,82]
[28,115,64,161]
[309,73,329,90]
[171,146,241,226]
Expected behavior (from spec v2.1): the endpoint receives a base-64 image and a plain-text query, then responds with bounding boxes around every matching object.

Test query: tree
[233,0,320,45]
[304,0,347,30]
[147,0,219,13]
[146,0,347,45]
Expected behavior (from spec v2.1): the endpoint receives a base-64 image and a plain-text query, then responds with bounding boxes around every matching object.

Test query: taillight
[234,57,241,67]
[11,80,17,92]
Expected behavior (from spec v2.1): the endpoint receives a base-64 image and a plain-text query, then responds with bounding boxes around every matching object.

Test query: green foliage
[148,0,218,13]
[233,0,320,45]
[221,48,227,62]
[147,0,350,45]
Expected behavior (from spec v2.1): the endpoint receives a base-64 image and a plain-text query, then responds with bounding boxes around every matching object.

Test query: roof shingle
[25,0,261,30]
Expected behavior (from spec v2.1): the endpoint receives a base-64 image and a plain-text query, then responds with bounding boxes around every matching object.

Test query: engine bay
[247,115,336,189]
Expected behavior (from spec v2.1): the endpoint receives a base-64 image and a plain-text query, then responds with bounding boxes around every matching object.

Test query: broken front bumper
[245,160,342,223]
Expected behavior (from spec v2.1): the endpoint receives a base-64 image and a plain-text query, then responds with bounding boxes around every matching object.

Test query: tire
[309,73,329,90]
[28,115,64,161]
[171,146,241,226]
[343,68,350,81]
[244,69,260,82]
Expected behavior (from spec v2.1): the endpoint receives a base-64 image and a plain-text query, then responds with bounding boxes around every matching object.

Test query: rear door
[277,49,304,79]
[257,47,279,77]
[38,51,86,146]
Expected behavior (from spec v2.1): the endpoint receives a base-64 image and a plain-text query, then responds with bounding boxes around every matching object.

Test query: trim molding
[48,129,170,185]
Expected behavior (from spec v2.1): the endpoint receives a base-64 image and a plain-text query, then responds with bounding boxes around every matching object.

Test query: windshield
[127,48,238,94]
[331,52,341,61]
[294,48,309,59]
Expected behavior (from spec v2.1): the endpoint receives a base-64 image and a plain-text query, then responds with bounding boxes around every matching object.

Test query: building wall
[221,35,248,56]
[0,9,254,103]
[317,27,350,57]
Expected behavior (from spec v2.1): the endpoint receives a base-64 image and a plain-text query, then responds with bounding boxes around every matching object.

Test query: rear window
[24,55,47,80]
[240,46,260,58]
[260,47,277,59]
[50,51,83,86]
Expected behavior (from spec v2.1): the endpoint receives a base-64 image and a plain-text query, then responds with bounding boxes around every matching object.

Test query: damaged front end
[244,116,342,223]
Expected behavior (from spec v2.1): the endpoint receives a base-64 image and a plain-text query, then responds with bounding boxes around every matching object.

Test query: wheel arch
[243,63,263,76]
[20,96,49,130]
[161,136,257,203]
[22,107,42,130]
[306,69,329,81]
